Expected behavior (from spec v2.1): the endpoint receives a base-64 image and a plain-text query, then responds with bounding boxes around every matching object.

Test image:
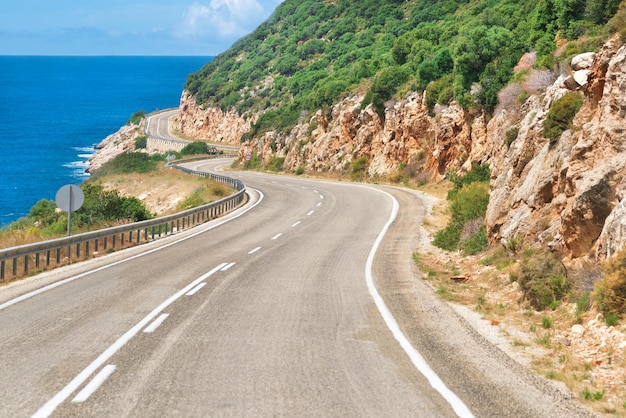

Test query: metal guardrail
[0,160,246,281]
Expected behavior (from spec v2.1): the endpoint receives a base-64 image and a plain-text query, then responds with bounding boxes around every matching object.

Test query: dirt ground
[414,182,626,417]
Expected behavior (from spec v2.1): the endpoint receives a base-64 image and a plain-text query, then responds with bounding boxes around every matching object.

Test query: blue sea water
[0,56,211,228]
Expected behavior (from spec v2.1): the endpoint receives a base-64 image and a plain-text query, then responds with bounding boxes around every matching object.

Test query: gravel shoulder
[374,185,599,417]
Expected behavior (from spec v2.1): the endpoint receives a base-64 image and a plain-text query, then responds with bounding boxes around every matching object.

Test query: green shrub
[243,151,263,170]
[267,156,285,172]
[178,191,205,210]
[350,156,368,181]
[433,224,462,252]
[90,153,165,179]
[593,248,626,319]
[127,110,146,125]
[434,167,490,253]
[449,183,490,225]
[542,92,584,142]
[517,251,569,311]
[180,141,209,155]
[134,136,147,150]
[295,166,305,175]
[575,292,592,317]
[505,127,519,148]
[460,225,488,255]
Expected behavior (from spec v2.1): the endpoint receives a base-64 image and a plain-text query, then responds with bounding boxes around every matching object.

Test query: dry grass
[97,164,234,215]
[0,164,235,254]
[416,197,626,416]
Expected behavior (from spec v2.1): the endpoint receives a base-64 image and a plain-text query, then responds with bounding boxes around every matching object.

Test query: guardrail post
[56,249,61,264]
[1,260,4,281]
[13,257,17,276]
[36,253,40,269]
[24,255,29,275]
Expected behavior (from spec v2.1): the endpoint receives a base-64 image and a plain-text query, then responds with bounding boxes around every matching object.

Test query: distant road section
[146,109,239,153]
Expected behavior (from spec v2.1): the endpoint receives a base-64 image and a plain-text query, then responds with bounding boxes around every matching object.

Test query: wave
[72,146,97,153]
[63,160,90,178]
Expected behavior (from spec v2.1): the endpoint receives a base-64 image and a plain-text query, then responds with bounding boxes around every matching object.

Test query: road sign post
[56,184,85,236]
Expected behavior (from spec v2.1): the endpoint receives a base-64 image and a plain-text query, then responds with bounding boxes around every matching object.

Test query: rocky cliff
[176,36,626,261]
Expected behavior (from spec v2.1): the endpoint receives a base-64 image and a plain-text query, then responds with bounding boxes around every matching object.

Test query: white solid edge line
[32,263,228,418]
[71,365,116,403]
[143,313,170,333]
[0,188,265,313]
[365,188,474,418]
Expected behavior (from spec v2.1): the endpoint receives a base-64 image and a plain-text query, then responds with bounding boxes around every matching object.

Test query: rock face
[87,122,144,173]
[487,36,626,260]
[177,36,626,260]
[177,91,251,144]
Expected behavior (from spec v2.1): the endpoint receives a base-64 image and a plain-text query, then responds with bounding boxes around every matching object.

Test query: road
[0,160,595,417]
[146,109,239,153]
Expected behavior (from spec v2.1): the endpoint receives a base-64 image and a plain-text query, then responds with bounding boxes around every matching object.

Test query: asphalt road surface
[0,160,596,417]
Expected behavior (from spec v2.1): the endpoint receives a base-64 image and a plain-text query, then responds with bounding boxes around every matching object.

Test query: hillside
[185,0,620,123]
[177,0,626,261]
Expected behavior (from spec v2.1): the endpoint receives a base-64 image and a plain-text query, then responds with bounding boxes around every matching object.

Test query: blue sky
[0,0,283,55]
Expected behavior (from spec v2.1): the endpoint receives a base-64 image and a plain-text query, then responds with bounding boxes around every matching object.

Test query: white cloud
[178,0,266,40]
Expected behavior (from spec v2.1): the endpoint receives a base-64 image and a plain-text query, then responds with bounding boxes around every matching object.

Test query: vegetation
[6,183,152,236]
[89,153,165,180]
[127,110,146,125]
[542,92,584,142]
[2,152,236,244]
[516,251,570,310]
[180,141,211,155]
[185,0,621,140]
[433,164,490,254]
[593,247,626,322]
[134,135,147,150]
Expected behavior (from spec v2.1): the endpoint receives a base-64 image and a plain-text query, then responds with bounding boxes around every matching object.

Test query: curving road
[0,160,595,417]
[146,110,239,152]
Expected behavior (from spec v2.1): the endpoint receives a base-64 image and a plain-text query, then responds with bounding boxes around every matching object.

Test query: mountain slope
[184,0,619,130]
[177,0,626,262]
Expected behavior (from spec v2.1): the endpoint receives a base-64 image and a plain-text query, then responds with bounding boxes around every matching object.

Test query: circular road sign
[56,184,85,213]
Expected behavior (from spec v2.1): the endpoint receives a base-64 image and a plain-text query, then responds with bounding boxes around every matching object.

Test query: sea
[0,56,211,228]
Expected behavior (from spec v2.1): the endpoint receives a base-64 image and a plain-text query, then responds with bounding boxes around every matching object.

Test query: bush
[460,225,488,255]
[295,166,305,175]
[178,191,205,210]
[434,167,490,253]
[517,251,569,311]
[134,136,147,150]
[505,127,519,148]
[267,156,285,172]
[90,153,165,180]
[542,92,584,142]
[127,110,146,125]
[593,248,626,319]
[449,183,490,225]
[180,141,209,155]
[350,156,368,181]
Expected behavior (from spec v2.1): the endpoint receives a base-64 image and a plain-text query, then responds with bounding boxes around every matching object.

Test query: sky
[0,0,283,56]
